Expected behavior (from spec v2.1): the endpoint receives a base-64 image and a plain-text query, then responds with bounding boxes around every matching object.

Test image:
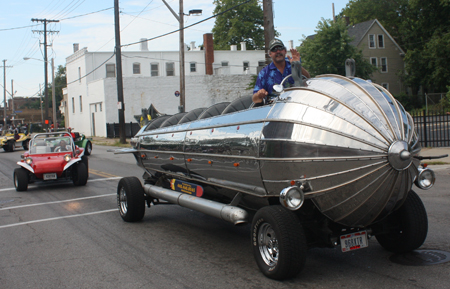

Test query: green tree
[212,0,266,50]
[298,18,377,78]
[47,65,67,110]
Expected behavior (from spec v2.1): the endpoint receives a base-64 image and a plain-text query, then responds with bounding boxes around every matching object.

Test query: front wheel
[84,141,92,156]
[72,162,88,186]
[252,205,307,280]
[117,177,145,222]
[8,141,15,152]
[376,190,428,253]
[14,168,29,191]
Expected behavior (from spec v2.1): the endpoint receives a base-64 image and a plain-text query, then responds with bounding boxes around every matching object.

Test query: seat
[178,108,207,124]
[33,140,49,154]
[198,102,230,120]
[221,95,253,115]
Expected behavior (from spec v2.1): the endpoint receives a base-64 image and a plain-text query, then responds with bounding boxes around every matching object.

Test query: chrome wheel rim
[258,222,279,267]
[87,143,92,154]
[118,187,128,215]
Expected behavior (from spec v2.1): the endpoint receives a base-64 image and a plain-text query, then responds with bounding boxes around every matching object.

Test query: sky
[0,0,350,102]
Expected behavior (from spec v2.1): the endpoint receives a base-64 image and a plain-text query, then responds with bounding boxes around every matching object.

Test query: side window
[72,97,75,113]
[79,95,83,112]
[368,34,375,48]
[106,64,115,77]
[166,62,175,76]
[151,63,159,76]
[370,57,377,68]
[221,61,228,67]
[378,35,385,48]
[381,57,388,73]
[78,67,81,83]
[243,61,249,72]
[133,63,141,74]
[190,62,196,72]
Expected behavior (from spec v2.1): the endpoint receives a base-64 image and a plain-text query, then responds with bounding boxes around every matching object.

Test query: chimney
[73,43,79,53]
[140,38,148,51]
[289,40,294,49]
[240,42,247,51]
[203,33,214,75]
[230,45,237,51]
[190,41,196,50]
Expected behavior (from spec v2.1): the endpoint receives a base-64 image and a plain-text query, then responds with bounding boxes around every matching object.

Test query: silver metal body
[125,75,422,228]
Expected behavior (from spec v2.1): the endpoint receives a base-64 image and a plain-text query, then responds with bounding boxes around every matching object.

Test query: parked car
[73,132,92,156]
[14,132,88,191]
[1,130,31,152]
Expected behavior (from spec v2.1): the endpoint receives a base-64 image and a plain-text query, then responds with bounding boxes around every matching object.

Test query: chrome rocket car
[113,71,443,280]
[14,132,88,191]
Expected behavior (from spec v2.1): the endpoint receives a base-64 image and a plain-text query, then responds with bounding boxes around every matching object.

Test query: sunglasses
[271,46,286,52]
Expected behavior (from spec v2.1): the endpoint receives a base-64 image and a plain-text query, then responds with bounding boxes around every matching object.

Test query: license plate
[340,231,368,252]
[43,173,57,180]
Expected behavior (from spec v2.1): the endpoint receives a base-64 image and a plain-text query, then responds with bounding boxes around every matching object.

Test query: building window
[106,64,115,77]
[95,104,97,112]
[221,61,228,67]
[133,63,141,74]
[151,63,159,76]
[190,62,196,72]
[72,97,75,113]
[369,34,376,48]
[79,95,83,112]
[381,83,389,90]
[381,57,388,73]
[78,67,81,83]
[370,57,377,68]
[243,61,249,71]
[378,35,385,48]
[99,103,102,112]
[166,62,175,76]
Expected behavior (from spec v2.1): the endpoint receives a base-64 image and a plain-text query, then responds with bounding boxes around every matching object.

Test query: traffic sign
[175,91,180,97]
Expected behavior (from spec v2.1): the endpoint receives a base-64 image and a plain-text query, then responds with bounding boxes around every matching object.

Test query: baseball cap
[268,38,285,51]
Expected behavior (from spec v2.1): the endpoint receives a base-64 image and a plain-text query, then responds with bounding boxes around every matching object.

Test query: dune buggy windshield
[30,135,74,154]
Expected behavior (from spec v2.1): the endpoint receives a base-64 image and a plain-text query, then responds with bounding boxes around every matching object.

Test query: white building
[64,34,266,137]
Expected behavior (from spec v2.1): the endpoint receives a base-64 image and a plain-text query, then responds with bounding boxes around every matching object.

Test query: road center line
[0,193,116,211]
[0,209,118,229]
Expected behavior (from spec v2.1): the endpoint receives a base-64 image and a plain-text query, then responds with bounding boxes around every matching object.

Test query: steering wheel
[54,146,62,152]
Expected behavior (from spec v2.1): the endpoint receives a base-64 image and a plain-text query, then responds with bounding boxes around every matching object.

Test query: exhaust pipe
[143,184,249,225]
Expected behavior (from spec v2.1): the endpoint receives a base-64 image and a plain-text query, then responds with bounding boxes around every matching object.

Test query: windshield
[30,135,73,154]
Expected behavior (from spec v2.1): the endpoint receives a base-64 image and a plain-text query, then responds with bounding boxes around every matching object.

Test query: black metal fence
[411,109,450,147]
[106,122,141,138]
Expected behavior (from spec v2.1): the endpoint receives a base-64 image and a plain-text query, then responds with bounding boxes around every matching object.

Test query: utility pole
[31,18,59,130]
[114,0,126,144]
[263,0,275,65]
[11,79,14,126]
[1,60,12,128]
[51,58,56,129]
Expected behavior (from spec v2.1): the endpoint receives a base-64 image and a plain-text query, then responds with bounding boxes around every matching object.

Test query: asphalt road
[0,145,449,288]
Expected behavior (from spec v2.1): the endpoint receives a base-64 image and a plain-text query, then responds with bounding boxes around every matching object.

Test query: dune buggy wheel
[14,168,29,191]
[252,205,307,280]
[376,190,428,253]
[72,162,88,186]
[117,177,145,222]
[8,141,15,152]
[84,141,92,156]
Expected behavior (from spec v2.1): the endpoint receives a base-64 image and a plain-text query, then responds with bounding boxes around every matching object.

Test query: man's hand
[252,88,268,103]
[287,48,301,62]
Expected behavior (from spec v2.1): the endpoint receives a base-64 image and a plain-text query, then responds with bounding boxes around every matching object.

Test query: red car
[13,132,88,191]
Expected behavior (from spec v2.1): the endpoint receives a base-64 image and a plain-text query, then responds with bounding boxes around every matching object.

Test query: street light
[23,57,57,129]
[161,0,202,113]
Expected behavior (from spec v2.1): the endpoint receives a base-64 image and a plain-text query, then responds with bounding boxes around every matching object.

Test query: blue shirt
[253,59,294,96]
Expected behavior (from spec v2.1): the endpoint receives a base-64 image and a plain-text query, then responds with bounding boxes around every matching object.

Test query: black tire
[376,190,428,253]
[84,141,92,156]
[72,162,88,186]
[252,205,307,280]
[117,177,145,222]
[8,141,15,152]
[23,140,29,150]
[3,145,9,152]
[14,168,29,191]
[81,156,89,177]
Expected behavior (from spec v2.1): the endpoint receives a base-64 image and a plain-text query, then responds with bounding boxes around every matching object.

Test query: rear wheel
[252,205,307,280]
[14,168,29,191]
[117,177,145,222]
[72,162,88,186]
[8,141,15,152]
[84,141,92,156]
[376,190,428,253]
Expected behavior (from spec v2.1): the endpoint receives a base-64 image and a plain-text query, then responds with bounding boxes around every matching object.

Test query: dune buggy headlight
[25,157,33,165]
[280,186,304,210]
[64,154,72,162]
[415,167,435,190]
